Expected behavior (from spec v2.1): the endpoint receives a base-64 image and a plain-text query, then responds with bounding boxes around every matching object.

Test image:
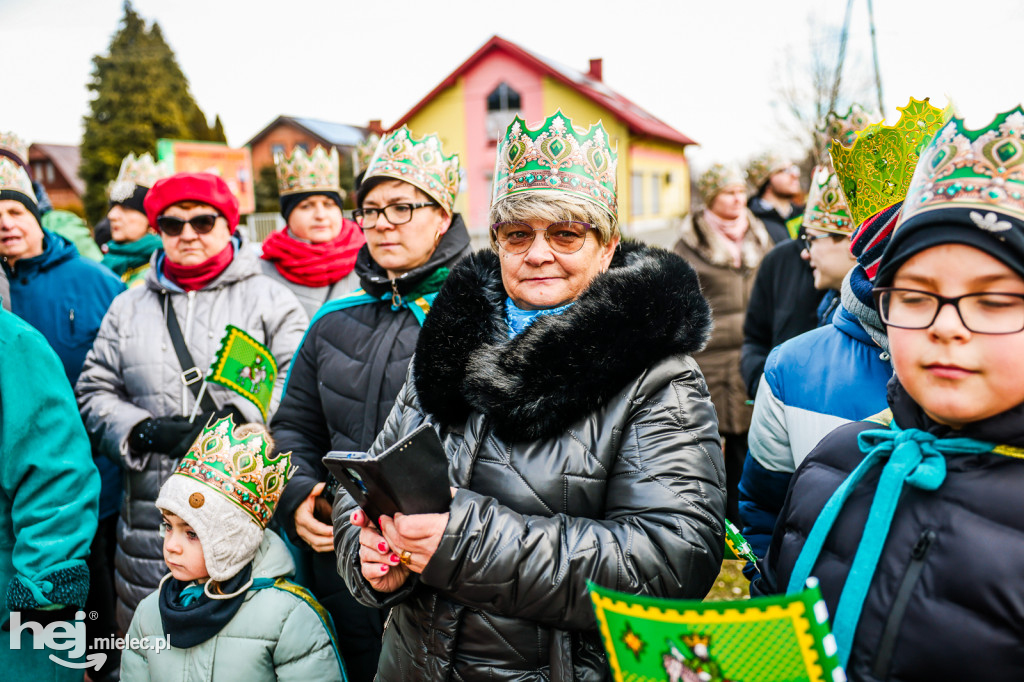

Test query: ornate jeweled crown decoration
[898,106,1024,228]
[364,126,460,215]
[830,97,952,227]
[0,157,38,202]
[746,152,790,190]
[108,152,169,203]
[821,104,875,151]
[275,145,341,197]
[697,162,745,202]
[0,131,29,166]
[492,110,618,219]
[803,165,855,234]
[356,133,380,174]
[173,415,295,528]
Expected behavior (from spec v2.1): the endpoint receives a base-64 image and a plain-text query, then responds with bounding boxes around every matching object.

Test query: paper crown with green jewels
[172,415,294,528]
[275,145,341,197]
[830,97,952,227]
[803,165,855,234]
[697,162,745,202]
[821,103,875,151]
[0,157,37,202]
[492,110,618,219]
[0,131,29,167]
[356,133,380,174]
[108,152,169,203]
[898,106,1024,228]
[363,126,460,215]
[745,151,791,191]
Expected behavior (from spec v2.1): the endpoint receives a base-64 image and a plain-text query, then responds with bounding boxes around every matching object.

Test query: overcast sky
[2,0,1022,173]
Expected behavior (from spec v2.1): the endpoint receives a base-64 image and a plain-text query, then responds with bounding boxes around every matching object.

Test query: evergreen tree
[80,2,223,223]
[211,115,227,143]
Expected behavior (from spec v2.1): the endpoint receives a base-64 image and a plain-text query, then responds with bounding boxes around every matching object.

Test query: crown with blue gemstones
[493,110,618,219]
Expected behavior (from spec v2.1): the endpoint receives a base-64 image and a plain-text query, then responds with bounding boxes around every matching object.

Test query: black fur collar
[413,241,712,441]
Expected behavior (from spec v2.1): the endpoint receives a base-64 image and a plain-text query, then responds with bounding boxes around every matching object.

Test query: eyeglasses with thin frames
[800,232,834,251]
[156,214,220,237]
[873,287,1024,334]
[491,221,597,255]
[353,202,437,229]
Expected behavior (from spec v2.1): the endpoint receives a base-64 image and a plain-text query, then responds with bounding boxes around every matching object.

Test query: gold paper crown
[899,106,1024,228]
[822,104,875,151]
[830,97,952,227]
[493,110,618,219]
[803,166,855,234]
[108,152,169,203]
[275,145,342,197]
[0,157,38,203]
[173,415,295,528]
[681,633,711,650]
[364,126,460,215]
[698,162,745,202]
[0,131,29,166]
[356,134,380,174]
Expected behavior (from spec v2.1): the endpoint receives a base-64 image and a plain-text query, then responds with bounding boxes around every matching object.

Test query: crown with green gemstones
[830,97,952,227]
[803,165,855,234]
[698,162,745,202]
[0,131,29,166]
[821,103,875,151]
[493,110,618,219]
[0,157,37,201]
[172,415,295,528]
[108,152,169,203]
[364,126,460,215]
[275,145,341,197]
[898,106,1024,228]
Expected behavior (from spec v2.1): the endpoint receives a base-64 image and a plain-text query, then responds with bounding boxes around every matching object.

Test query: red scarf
[162,243,235,292]
[260,219,364,288]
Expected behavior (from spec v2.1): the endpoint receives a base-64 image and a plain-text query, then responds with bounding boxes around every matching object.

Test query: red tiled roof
[392,36,696,147]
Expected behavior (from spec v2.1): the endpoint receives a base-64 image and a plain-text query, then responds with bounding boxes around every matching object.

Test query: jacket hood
[355,213,471,298]
[250,530,295,581]
[413,240,712,441]
[833,304,875,347]
[679,209,774,269]
[6,230,78,275]
[144,232,264,293]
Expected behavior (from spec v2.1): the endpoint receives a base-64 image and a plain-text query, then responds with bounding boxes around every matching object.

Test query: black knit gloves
[128,407,246,458]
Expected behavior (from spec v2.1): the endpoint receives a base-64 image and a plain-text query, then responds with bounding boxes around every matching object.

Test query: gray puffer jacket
[76,238,308,630]
[333,243,726,681]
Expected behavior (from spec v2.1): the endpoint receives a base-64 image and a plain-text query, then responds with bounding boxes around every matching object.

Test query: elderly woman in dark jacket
[337,112,726,681]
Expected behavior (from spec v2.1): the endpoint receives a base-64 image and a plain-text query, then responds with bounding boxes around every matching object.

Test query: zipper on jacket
[69,307,75,335]
[872,528,935,678]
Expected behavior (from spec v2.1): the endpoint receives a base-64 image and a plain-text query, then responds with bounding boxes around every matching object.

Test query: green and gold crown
[821,104,875,151]
[899,106,1024,228]
[803,165,855,234]
[830,97,952,227]
[745,152,791,190]
[364,126,460,215]
[493,110,618,219]
[698,162,745,202]
[356,133,380,174]
[275,145,341,197]
[108,152,169,202]
[0,131,28,166]
[172,415,295,528]
[0,157,37,201]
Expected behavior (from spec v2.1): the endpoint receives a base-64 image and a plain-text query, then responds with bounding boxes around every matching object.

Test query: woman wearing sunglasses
[269,127,470,681]
[335,112,725,681]
[76,172,308,632]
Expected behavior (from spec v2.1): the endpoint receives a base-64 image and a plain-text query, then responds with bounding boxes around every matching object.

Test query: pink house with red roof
[392,36,697,235]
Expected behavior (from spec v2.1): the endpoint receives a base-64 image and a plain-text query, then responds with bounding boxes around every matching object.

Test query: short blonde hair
[488,192,619,251]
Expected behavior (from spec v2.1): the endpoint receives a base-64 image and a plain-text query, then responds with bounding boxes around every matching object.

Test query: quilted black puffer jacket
[333,242,727,681]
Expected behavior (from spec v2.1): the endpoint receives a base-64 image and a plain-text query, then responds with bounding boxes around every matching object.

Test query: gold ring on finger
[399,549,412,565]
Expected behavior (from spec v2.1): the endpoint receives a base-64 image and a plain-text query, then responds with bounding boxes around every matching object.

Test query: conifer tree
[80,2,223,222]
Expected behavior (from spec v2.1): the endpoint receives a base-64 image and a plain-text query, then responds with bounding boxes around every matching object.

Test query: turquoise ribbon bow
[786,423,993,667]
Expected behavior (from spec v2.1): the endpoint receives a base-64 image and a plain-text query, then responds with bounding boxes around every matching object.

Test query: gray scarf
[840,269,891,359]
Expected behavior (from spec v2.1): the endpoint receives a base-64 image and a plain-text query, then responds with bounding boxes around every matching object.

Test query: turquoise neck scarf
[786,422,994,667]
[505,297,574,338]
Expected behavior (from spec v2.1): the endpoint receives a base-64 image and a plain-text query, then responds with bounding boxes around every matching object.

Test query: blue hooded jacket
[3,230,124,517]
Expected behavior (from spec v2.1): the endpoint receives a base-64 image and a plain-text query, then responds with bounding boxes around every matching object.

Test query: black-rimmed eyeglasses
[353,202,437,229]
[800,232,834,251]
[491,221,596,254]
[873,287,1024,334]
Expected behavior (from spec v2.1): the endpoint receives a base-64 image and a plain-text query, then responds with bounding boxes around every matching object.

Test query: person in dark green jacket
[0,306,100,678]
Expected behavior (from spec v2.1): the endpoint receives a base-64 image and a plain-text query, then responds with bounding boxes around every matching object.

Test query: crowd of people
[2,96,1024,682]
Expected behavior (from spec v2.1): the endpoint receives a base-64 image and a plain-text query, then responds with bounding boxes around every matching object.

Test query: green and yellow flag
[589,579,845,682]
[723,518,758,566]
[208,325,277,421]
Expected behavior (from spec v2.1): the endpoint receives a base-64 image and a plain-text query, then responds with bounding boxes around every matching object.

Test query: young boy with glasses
[753,107,1024,681]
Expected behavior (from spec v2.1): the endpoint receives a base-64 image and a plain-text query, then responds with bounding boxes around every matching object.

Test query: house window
[631,172,644,216]
[296,143,309,152]
[271,144,285,156]
[486,82,522,141]
[649,174,661,215]
[45,162,55,184]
